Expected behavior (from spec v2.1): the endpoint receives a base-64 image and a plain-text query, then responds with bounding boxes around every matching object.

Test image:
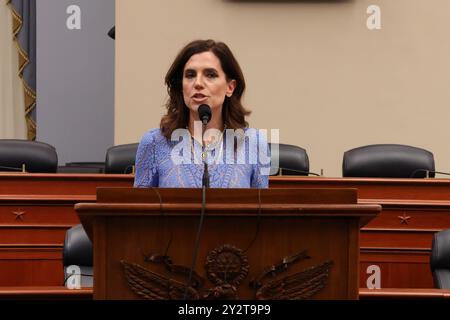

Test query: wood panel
[0,204,81,225]
[0,246,63,286]
[361,205,450,230]
[270,176,450,201]
[76,188,378,300]
[1,173,450,289]
[360,248,432,288]
[3,286,450,300]
[359,288,450,299]
[0,286,92,300]
[271,177,450,288]
[0,174,133,286]
[0,200,82,286]
[0,173,132,195]
[101,216,356,299]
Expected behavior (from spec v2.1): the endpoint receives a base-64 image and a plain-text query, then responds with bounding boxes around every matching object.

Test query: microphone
[198,104,212,125]
[409,169,450,178]
[124,165,135,174]
[0,165,25,172]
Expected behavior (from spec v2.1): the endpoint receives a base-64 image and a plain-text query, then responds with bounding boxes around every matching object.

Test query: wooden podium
[75,188,380,300]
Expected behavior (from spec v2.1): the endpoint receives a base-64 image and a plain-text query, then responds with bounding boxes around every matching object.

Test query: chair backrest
[103,142,309,175]
[63,224,93,287]
[0,139,58,173]
[342,144,435,178]
[269,143,309,176]
[430,228,450,289]
[104,143,138,174]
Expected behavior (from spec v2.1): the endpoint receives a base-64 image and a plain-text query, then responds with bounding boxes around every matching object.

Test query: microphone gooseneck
[202,163,210,188]
[198,104,212,188]
[0,165,24,172]
[184,104,212,299]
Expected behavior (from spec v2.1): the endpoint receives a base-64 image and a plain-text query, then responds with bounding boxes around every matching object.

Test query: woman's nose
[194,76,205,88]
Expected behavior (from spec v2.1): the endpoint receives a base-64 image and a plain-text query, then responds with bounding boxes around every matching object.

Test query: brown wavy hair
[160,39,251,139]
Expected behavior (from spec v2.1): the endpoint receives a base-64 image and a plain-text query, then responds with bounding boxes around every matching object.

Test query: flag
[6,0,36,140]
[0,0,26,139]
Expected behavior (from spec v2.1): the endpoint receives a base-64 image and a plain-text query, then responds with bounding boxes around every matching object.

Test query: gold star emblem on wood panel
[12,210,26,221]
[398,213,411,225]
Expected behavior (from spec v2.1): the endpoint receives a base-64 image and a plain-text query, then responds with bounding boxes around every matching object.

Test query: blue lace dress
[133,128,270,188]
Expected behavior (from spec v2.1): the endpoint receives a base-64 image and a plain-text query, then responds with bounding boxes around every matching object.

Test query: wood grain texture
[1,174,450,289]
[0,286,92,300]
[0,174,133,286]
[77,188,378,300]
[270,176,450,288]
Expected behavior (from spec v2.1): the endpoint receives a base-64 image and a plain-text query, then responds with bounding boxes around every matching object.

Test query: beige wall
[116,0,450,177]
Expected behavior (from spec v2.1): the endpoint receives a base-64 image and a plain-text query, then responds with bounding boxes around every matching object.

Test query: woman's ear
[226,79,236,97]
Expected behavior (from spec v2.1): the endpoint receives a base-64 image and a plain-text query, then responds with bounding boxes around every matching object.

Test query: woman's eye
[206,72,217,78]
[185,72,196,79]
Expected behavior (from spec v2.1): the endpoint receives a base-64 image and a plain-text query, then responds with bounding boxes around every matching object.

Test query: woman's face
[182,51,236,118]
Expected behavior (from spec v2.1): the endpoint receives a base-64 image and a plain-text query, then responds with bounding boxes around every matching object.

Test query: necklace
[189,128,225,164]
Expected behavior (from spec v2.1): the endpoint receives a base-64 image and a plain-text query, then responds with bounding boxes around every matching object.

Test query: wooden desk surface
[2,173,449,199]
[359,288,450,299]
[0,286,93,299]
[270,176,450,201]
[1,286,449,300]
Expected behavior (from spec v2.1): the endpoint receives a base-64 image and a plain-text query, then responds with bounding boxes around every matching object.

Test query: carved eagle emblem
[121,245,333,300]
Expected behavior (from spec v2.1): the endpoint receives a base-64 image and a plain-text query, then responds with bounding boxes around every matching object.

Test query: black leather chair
[104,143,138,174]
[342,144,435,178]
[104,142,309,176]
[430,228,450,289]
[269,143,309,176]
[63,224,93,287]
[0,139,58,172]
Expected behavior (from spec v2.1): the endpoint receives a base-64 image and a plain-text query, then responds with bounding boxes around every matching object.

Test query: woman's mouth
[192,93,208,102]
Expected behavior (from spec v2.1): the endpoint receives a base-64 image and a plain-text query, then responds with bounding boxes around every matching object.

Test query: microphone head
[198,104,212,124]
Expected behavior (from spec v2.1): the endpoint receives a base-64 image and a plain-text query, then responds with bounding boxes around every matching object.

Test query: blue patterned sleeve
[251,129,270,188]
[133,129,159,187]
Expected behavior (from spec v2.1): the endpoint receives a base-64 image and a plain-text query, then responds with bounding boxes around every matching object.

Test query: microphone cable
[62,272,94,286]
[275,167,322,176]
[409,169,450,178]
[243,188,262,253]
[184,183,207,299]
